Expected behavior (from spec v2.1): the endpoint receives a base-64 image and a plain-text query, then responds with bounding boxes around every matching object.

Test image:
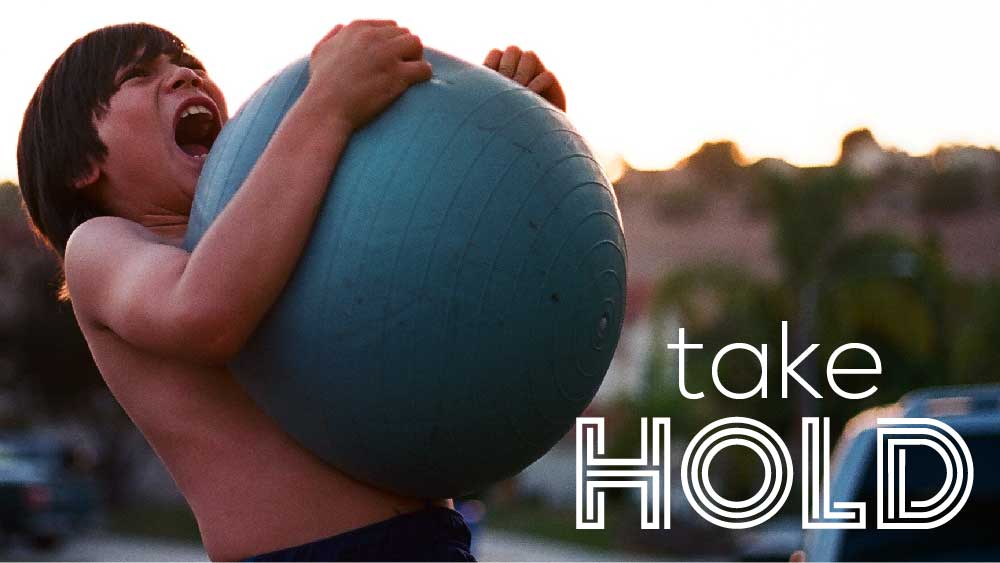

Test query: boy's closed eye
[174,52,206,73]
[116,52,206,88]
[118,65,150,85]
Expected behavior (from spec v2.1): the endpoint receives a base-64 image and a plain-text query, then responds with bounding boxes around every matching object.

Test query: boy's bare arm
[66,21,432,366]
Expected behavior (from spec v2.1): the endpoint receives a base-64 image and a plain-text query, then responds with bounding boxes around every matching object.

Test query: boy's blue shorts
[243,506,476,561]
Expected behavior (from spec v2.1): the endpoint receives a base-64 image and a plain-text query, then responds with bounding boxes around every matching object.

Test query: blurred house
[615,133,1000,285]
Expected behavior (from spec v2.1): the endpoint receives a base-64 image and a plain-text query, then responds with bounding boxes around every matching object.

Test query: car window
[839,433,1000,561]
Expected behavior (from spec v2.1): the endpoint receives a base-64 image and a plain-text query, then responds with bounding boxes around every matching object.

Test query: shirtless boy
[17,21,565,561]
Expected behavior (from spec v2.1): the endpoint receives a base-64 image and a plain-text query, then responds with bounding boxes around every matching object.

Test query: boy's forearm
[178,88,352,357]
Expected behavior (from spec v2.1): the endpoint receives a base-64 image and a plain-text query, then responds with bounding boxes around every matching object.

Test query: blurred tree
[816,233,952,424]
[679,141,747,190]
[648,264,787,434]
[0,181,141,507]
[755,167,866,424]
[950,281,1000,384]
[0,181,20,215]
[918,166,981,214]
[837,128,880,165]
[838,128,891,177]
[759,167,865,287]
[744,158,799,218]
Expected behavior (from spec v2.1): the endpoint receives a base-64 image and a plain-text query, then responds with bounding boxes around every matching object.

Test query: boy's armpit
[65,217,235,365]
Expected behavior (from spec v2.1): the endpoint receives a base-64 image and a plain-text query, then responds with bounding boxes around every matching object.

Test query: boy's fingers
[498,46,522,78]
[527,71,566,111]
[390,33,424,61]
[353,19,398,27]
[513,51,539,86]
[374,26,410,41]
[483,48,503,70]
[399,60,433,83]
[526,70,554,95]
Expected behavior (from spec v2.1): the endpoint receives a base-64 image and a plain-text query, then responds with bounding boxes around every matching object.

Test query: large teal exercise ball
[185,49,626,498]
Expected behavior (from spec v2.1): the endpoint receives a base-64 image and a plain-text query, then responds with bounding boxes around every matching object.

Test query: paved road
[0,534,208,562]
[475,529,652,561]
[0,529,647,561]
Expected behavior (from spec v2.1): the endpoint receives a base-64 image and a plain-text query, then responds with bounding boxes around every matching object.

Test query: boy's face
[91,52,228,217]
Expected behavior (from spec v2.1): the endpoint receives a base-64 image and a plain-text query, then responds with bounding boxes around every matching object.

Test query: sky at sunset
[3,0,1000,183]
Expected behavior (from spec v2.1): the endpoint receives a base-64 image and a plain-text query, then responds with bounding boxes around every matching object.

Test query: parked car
[0,434,99,550]
[805,384,1000,561]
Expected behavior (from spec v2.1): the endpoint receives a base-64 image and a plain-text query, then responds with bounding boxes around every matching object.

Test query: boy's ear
[72,160,101,189]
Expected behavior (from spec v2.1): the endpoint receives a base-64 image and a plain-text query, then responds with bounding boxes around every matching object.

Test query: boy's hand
[484,46,566,111]
[308,20,432,131]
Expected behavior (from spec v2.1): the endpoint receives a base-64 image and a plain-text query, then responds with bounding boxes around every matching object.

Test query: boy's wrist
[274,89,354,168]
[299,83,357,134]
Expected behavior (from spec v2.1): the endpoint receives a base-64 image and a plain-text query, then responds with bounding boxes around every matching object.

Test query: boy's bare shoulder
[67,216,144,276]
[66,216,158,254]
[64,216,169,318]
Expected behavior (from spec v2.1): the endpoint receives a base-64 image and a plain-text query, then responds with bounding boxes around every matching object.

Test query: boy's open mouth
[174,98,222,159]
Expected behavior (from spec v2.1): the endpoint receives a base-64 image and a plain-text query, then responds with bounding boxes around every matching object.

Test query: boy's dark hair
[17,23,188,262]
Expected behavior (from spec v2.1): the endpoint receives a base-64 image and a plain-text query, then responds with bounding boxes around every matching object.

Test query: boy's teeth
[180,105,213,119]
